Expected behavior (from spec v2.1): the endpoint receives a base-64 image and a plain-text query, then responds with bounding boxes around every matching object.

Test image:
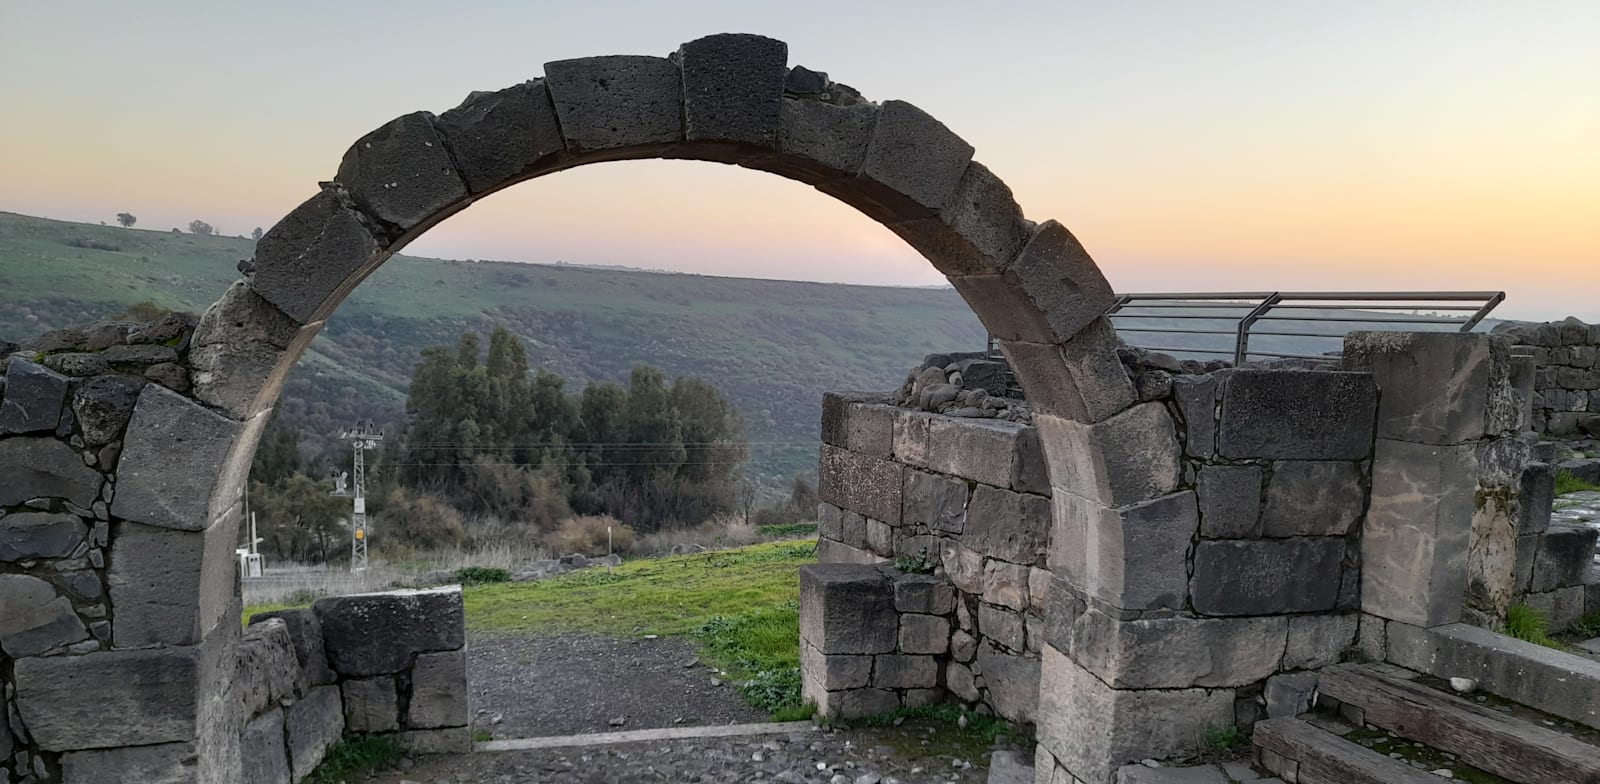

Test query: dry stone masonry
[1496,316,1600,437]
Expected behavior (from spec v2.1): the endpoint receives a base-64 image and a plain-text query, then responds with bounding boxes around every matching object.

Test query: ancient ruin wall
[1496,316,1600,437]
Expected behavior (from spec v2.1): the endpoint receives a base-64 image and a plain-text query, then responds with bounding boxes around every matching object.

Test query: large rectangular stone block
[342,676,399,733]
[857,100,973,213]
[974,644,1040,724]
[109,512,241,647]
[901,469,970,534]
[1530,525,1598,592]
[1066,608,1287,689]
[1173,374,1219,459]
[800,639,872,697]
[1196,464,1263,539]
[775,96,876,181]
[436,80,565,194]
[61,742,198,784]
[898,162,1033,278]
[15,648,200,750]
[313,586,464,677]
[1345,331,1512,445]
[335,111,469,233]
[998,319,1136,424]
[820,394,894,457]
[408,649,468,729]
[923,416,1028,489]
[1517,462,1554,534]
[1217,370,1378,460]
[818,443,903,524]
[1362,439,1478,627]
[286,685,343,781]
[1036,646,1233,784]
[0,436,104,507]
[112,384,247,531]
[544,55,683,152]
[236,618,304,720]
[963,484,1049,566]
[1190,538,1346,616]
[1050,491,1197,612]
[1260,460,1365,537]
[239,709,290,784]
[677,33,787,148]
[1035,404,1181,508]
[1283,613,1360,671]
[249,189,386,324]
[799,564,897,655]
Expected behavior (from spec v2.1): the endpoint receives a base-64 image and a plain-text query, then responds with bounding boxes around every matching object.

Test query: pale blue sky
[2,1,1596,319]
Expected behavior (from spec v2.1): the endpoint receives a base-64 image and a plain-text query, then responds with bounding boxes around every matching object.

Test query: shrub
[545,515,634,556]
[302,736,407,784]
[454,566,511,585]
[65,237,122,252]
[1505,603,1563,649]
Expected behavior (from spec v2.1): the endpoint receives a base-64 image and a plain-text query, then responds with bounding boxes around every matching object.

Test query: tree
[188,220,214,236]
[251,227,263,241]
[250,475,348,562]
[116,213,136,228]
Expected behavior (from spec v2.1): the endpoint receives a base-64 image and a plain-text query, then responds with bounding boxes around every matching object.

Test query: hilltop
[0,211,986,488]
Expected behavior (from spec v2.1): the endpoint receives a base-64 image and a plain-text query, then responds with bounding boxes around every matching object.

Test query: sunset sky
[2,1,1595,320]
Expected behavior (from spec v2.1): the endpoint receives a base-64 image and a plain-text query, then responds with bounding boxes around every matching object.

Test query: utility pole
[332,420,383,573]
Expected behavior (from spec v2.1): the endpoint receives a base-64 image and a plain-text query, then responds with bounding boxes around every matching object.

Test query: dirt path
[467,631,766,739]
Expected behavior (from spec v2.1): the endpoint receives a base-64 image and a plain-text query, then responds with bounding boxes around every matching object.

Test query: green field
[0,211,986,489]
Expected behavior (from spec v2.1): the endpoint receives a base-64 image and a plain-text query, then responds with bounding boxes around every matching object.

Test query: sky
[1,1,1596,320]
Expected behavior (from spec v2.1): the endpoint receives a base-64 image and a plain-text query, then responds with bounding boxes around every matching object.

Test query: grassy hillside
[0,211,986,489]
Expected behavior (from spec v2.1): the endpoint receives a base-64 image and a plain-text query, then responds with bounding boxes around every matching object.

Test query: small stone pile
[894,352,1030,422]
[10,312,198,394]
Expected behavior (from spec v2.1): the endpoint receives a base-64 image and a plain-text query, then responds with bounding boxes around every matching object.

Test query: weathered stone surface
[236,619,303,719]
[941,539,986,595]
[15,647,200,749]
[286,685,343,781]
[250,188,384,324]
[857,100,972,212]
[1261,461,1365,537]
[336,111,468,232]
[919,416,1024,489]
[872,654,938,689]
[1517,462,1554,534]
[1051,491,1197,611]
[409,648,468,729]
[0,436,103,506]
[893,573,956,615]
[1028,567,1052,615]
[342,677,399,733]
[1196,464,1263,538]
[816,537,885,565]
[112,381,246,531]
[1036,647,1233,784]
[1524,585,1587,629]
[396,726,471,754]
[0,359,68,434]
[0,574,89,657]
[963,484,1049,566]
[1069,609,1288,688]
[100,344,178,366]
[975,644,1040,723]
[240,710,291,784]
[821,394,894,457]
[815,687,899,720]
[436,80,565,194]
[544,55,683,152]
[839,508,867,550]
[1191,538,1346,615]
[110,515,240,647]
[1264,672,1320,718]
[677,33,787,147]
[314,586,465,677]
[1174,374,1219,458]
[1005,222,1117,342]
[1217,370,1378,459]
[1531,525,1599,592]
[897,161,1034,277]
[817,501,843,541]
[1114,765,1230,784]
[1362,439,1478,627]
[61,742,198,784]
[978,602,1027,652]
[1345,331,1510,445]
[899,613,950,655]
[982,558,1031,610]
[1283,613,1359,670]
[1036,404,1181,508]
[800,564,897,655]
[800,640,873,697]
[818,444,903,524]
[1000,322,1135,426]
[772,94,877,183]
[901,469,969,534]
[865,517,894,557]
[0,511,87,561]
[947,661,981,702]
[188,281,317,418]
[250,608,336,686]
[42,351,108,377]
[71,374,143,445]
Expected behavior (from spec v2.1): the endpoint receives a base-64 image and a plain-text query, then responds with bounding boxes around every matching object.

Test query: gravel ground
[467,631,767,738]
[371,723,1008,784]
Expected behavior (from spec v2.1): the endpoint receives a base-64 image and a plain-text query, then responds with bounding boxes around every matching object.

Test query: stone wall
[808,358,1383,748]
[1495,316,1600,436]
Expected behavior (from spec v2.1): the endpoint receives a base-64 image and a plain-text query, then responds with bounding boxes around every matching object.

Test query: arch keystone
[676,33,788,150]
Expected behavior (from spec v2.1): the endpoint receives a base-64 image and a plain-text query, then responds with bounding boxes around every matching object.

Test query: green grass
[1564,609,1600,640]
[453,566,511,585]
[301,736,408,783]
[1555,470,1600,495]
[757,523,819,538]
[837,703,1031,749]
[1505,603,1565,649]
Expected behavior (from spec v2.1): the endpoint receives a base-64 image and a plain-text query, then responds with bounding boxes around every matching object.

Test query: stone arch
[89,34,1165,784]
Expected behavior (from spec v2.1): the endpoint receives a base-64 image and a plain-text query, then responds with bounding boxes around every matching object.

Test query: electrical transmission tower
[332,421,383,573]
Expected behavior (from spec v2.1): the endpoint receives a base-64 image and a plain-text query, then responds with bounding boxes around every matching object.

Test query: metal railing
[990,291,1505,365]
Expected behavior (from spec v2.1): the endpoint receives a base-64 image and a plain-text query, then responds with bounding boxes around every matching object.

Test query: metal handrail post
[1234,293,1282,365]
[1460,292,1507,332]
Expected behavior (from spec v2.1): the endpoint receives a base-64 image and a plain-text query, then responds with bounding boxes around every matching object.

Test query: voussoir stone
[250,188,385,324]
[1069,608,1288,688]
[0,358,69,434]
[544,55,684,152]
[677,33,788,147]
[1036,403,1181,508]
[313,586,465,677]
[436,80,565,194]
[71,373,144,445]
[799,564,897,655]
[189,280,312,418]
[0,436,103,507]
[1217,370,1378,460]
[774,97,876,181]
[858,100,973,213]
[336,111,468,233]
[0,511,88,561]
[1002,221,1117,343]
[999,320,1136,424]
[112,384,246,531]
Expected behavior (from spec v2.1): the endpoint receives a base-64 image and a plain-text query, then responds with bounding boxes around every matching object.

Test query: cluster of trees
[114,213,261,240]
[247,326,754,562]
